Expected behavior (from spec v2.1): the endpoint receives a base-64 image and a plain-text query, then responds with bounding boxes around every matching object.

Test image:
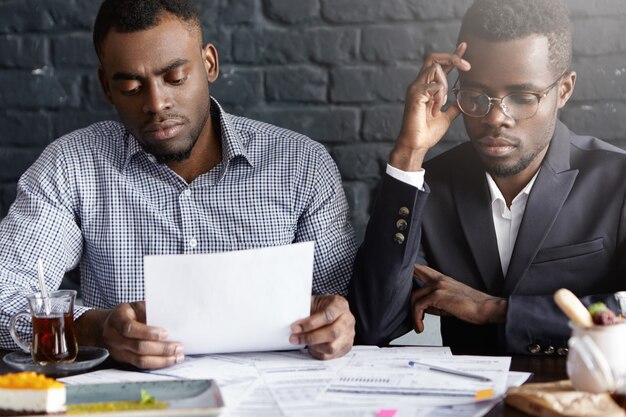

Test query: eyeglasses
[452,73,566,120]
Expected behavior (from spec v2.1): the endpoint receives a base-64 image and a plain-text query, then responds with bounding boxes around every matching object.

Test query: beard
[140,100,211,164]
[482,147,545,177]
[149,138,195,163]
[477,120,556,178]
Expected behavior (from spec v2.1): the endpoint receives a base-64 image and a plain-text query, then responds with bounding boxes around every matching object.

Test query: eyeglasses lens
[456,92,539,119]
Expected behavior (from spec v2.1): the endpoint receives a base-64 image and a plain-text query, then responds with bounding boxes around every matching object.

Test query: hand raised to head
[390,43,472,172]
[290,294,355,360]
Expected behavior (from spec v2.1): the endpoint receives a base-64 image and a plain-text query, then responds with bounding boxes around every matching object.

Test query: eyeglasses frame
[451,72,569,120]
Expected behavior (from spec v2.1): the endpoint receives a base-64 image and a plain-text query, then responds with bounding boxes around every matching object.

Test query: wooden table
[0,349,567,416]
[486,355,567,416]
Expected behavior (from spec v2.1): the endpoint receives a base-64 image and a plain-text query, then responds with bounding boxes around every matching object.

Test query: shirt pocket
[533,237,604,264]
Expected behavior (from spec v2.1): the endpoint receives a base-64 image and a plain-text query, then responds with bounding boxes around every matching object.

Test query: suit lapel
[453,150,505,295]
[504,121,579,294]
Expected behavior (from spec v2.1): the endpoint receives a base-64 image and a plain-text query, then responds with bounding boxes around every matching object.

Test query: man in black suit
[350,0,626,355]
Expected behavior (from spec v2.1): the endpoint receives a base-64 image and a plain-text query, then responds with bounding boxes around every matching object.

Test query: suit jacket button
[543,345,555,355]
[396,219,408,231]
[398,206,410,218]
[557,347,569,356]
[393,233,405,245]
[527,344,541,354]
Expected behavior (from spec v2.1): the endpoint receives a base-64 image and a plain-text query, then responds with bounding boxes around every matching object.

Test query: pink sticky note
[375,410,397,417]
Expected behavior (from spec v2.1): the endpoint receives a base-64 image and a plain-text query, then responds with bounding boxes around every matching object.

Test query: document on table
[59,346,518,417]
[320,354,511,407]
[256,347,447,414]
[144,241,314,355]
[59,369,177,385]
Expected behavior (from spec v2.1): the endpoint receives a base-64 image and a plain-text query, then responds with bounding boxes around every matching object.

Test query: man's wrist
[386,164,425,190]
[485,298,508,324]
[388,145,429,172]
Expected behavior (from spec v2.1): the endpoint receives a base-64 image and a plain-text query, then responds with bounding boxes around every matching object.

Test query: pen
[407,361,492,382]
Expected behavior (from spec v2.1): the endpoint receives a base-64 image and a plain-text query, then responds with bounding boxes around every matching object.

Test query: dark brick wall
[1,0,625,241]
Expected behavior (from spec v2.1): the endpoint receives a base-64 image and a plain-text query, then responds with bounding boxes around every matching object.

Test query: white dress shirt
[485,171,539,275]
[386,164,540,276]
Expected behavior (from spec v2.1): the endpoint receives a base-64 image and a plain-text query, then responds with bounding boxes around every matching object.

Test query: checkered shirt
[0,98,357,349]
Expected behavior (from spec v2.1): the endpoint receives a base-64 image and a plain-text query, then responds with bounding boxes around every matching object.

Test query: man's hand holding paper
[290,294,355,360]
[143,242,353,366]
[76,302,185,370]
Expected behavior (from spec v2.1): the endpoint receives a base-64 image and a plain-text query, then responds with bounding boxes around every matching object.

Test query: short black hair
[459,0,572,76]
[93,0,201,57]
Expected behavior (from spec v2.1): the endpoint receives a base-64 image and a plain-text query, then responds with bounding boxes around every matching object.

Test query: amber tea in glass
[10,290,78,365]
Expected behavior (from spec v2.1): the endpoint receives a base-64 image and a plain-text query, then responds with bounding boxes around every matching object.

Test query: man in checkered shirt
[0,0,357,369]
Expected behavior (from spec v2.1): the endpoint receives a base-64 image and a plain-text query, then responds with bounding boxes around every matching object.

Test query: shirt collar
[123,131,144,169]
[122,96,253,175]
[211,97,253,176]
[486,169,540,208]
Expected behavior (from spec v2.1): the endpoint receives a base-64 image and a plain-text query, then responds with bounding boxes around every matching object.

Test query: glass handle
[9,312,32,353]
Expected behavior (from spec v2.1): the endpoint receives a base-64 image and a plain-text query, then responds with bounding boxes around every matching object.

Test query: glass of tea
[9,290,78,365]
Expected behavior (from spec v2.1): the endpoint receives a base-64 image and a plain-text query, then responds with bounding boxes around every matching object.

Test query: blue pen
[408,361,492,382]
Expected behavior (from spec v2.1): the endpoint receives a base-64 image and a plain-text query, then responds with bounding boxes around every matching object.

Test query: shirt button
[398,206,410,218]
[527,344,541,354]
[396,219,408,231]
[393,233,405,245]
[183,189,191,197]
[189,238,197,248]
[543,345,555,355]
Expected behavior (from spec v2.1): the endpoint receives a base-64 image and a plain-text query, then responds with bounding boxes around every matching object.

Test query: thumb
[129,301,147,323]
[442,102,462,124]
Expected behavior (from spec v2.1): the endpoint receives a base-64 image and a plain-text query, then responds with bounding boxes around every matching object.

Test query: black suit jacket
[350,121,626,354]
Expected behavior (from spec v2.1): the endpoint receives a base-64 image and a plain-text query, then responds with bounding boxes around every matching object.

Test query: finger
[456,42,468,59]
[429,63,450,117]
[107,304,168,341]
[448,42,471,72]
[412,293,439,334]
[124,339,184,357]
[102,326,184,365]
[308,341,336,356]
[413,290,444,318]
[413,264,442,283]
[291,308,354,344]
[410,289,426,333]
[423,50,471,75]
[114,317,169,341]
[442,102,462,124]
[308,339,352,360]
[291,321,346,346]
[129,301,147,323]
[291,312,329,335]
[111,349,185,370]
[411,282,435,304]
[291,298,347,334]
[308,344,334,360]
[411,285,448,319]
[412,302,425,334]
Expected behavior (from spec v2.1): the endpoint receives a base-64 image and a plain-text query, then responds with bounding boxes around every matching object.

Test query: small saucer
[3,347,109,376]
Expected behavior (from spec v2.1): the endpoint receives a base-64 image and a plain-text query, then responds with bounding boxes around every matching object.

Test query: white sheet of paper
[144,241,314,355]
[59,369,176,385]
